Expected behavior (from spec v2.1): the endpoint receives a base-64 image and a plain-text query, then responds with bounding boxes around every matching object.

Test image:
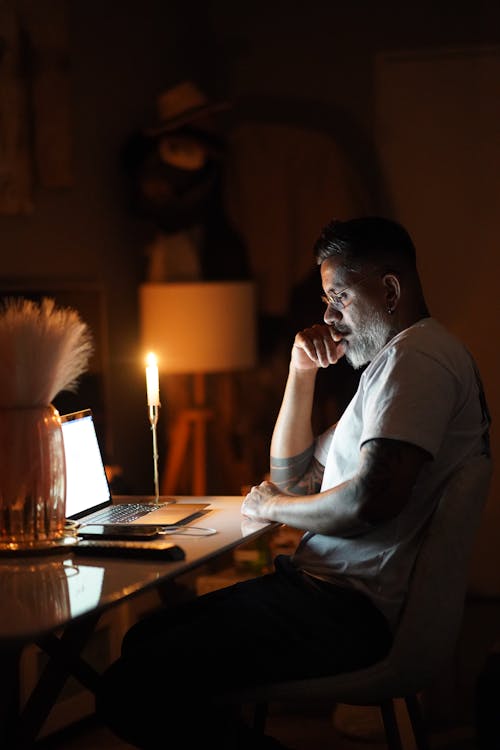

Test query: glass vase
[0,404,66,551]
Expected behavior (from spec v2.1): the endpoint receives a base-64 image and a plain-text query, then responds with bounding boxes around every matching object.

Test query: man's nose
[324,306,342,325]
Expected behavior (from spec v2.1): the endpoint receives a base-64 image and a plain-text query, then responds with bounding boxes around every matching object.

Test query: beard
[343,308,394,370]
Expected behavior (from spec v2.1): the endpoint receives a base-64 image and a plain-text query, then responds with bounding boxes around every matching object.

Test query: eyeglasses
[320,271,380,312]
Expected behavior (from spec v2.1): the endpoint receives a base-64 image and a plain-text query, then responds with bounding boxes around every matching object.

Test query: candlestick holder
[148,404,160,503]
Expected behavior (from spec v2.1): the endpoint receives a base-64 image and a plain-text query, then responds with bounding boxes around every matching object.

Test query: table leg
[10,612,101,748]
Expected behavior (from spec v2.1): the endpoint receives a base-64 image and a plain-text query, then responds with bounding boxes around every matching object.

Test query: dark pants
[95,555,392,749]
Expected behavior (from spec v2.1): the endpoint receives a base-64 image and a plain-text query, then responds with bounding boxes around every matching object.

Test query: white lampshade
[139,281,257,374]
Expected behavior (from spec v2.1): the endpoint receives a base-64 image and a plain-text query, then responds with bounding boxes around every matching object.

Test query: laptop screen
[60,409,112,519]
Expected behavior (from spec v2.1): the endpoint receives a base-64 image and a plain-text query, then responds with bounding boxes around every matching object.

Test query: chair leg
[380,700,404,750]
[405,694,430,750]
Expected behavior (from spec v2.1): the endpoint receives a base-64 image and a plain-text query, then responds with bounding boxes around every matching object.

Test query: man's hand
[241,480,284,522]
[292,324,346,369]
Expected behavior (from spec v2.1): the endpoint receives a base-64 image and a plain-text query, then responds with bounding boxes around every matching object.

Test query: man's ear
[383,273,400,313]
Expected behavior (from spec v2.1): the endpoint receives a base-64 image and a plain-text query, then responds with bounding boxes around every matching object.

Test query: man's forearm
[255,480,371,537]
[270,366,317,457]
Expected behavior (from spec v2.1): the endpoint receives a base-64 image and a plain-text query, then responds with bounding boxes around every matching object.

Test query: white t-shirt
[293,318,488,629]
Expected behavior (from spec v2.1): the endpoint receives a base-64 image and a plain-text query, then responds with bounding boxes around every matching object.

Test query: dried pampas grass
[0,297,94,408]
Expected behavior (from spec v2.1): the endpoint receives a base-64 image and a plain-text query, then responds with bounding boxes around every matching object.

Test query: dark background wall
[1,0,498,587]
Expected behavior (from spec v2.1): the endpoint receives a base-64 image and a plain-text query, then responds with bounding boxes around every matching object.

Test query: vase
[0,404,66,551]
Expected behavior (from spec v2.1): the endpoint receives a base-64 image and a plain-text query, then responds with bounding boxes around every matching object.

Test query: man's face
[320,257,393,369]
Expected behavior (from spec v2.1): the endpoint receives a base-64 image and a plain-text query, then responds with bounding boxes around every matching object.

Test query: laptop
[60,409,210,527]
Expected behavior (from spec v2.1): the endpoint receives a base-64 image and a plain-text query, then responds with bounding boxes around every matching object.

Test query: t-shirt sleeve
[360,346,459,458]
[314,424,336,466]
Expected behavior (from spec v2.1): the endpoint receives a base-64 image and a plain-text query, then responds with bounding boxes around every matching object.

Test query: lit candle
[145,352,160,406]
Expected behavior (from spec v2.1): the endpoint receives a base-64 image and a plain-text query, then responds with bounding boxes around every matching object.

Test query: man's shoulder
[367,318,472,380]
[392,318,467,358]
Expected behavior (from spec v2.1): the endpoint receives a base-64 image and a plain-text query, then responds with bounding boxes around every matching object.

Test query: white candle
[145,352,160,406]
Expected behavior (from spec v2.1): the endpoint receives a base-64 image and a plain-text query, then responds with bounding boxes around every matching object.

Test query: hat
[144,81,230,136]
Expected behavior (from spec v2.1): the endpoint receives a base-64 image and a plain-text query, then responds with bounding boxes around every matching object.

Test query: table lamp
[139,281,257,495]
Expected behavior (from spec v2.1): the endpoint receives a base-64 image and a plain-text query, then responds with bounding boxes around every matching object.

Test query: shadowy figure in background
[121,80,249,283]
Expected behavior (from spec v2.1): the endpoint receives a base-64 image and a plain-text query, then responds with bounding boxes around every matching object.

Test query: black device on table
[78,524,169,540]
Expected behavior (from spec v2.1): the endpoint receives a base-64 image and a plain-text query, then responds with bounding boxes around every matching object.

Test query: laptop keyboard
[89,503,167,524]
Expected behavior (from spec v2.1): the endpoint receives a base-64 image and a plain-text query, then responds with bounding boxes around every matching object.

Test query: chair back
[386,454,492,690]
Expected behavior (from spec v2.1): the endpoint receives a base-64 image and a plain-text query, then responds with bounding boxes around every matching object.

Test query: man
[95,217,490,749]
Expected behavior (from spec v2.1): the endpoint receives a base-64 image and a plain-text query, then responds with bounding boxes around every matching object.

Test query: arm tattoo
[358,438,429,521]
[270,447,324,495]
[359,439,398,493]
